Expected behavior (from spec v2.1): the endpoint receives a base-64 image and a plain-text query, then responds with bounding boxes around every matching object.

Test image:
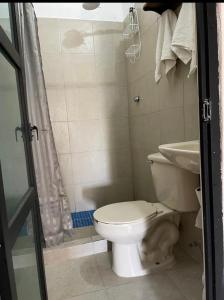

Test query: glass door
[0,3,47,299]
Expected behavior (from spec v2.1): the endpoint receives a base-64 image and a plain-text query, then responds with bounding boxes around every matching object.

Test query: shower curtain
[18,3,73,246]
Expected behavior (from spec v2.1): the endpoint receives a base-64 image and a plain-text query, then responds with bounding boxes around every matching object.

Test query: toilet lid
[93,201,167,224]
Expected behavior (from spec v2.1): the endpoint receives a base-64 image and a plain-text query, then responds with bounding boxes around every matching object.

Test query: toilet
[94,152,200,278]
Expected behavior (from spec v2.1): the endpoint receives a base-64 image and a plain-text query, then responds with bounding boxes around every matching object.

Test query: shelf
[124,6,141,64]
[125,44,141,63]
[143,2,181,14]
[123,23,139,40]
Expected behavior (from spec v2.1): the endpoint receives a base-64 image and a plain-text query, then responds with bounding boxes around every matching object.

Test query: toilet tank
[148,153,200,212]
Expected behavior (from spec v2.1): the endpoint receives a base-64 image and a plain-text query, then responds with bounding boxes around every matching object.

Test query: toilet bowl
[94,201,179,277]
[94,153,200,278]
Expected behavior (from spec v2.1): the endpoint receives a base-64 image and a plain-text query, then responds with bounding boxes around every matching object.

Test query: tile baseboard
[43,237,108,265]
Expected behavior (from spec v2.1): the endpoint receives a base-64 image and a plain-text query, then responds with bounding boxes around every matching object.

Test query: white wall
[38,17,133,212]
[34,3,132,22]
[125,3,202,262]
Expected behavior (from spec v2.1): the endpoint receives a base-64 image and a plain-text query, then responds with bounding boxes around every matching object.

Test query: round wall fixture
[82,3,100,10]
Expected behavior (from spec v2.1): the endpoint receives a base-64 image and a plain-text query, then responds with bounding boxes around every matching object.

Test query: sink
[158,140,200,174]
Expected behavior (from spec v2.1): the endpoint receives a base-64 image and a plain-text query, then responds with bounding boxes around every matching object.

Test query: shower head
[82,3,100,10]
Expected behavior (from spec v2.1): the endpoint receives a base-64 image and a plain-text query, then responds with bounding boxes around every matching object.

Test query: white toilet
[94,152,200,278]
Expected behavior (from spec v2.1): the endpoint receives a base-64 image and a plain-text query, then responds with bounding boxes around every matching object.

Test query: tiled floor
[45,248,203,300]
[43,226,108,266]
[64,226,98,244]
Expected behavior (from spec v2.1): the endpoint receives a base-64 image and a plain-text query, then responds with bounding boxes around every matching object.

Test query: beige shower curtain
[18,3,73,246]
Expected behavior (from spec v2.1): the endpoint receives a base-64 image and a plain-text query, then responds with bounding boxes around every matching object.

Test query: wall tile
[127,21,158,83]
[52,122,70,154]
[74,180,113,212]
[64,184,76,212]
[65,87,79,121]
[158,61,184,110]
[38,18,60,54]
[47,88,67,122]
[159,108,185,144]
[132,149,157,202]
[128,72,160,116]
[124,8,200,259]
[63,53,95,87]
[100,117,130,150]
[69,120,102,153]
[95,61,127,86]
[130,112,161,152]
[113,178,133,203]
[74,178,133,212]
[184,104,200,141]
[183,69,199,106]
[39,18,132,211]
[39,17,132,212]
[109,148,133,179]
[58,154,73,187]
[59,19,94,54]
[72,151,112,184]
[66,87,101,121]
[93,22,114,56]
[39,14,200,219]
[77,88,101,120]
[98,85,128,118]
[135,4,159,34]
[93,21,125,66]
[71,149,133,188]
[42,53,64,88]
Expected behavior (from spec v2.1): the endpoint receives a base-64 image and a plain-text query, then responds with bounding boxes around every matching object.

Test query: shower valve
[133,96,142,103]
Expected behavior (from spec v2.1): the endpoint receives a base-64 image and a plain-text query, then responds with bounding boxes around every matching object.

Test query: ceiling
[33,3,133,22]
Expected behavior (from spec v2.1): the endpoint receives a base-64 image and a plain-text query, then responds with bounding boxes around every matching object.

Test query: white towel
[155,9,177,83]
[171,3,197,77]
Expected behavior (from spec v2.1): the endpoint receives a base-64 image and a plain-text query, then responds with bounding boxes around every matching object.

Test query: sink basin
[159,140,200,174]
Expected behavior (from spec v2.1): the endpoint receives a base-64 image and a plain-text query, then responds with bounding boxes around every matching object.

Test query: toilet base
[112,242,175,278]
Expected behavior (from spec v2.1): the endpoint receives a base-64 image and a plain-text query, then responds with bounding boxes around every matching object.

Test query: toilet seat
[93,200,173,225]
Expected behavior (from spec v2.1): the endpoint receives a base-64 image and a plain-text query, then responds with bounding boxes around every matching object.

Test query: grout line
[165,272,191,300]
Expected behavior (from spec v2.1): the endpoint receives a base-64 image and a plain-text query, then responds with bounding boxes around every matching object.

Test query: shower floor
[43,226,108,266]
[71,210,95,228]
[64,226,100,244]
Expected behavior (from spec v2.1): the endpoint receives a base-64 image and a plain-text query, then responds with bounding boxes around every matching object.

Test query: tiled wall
[37,18,133,212]
[126,4,201,261]
[126,6,199,202]
[38,8,202,260]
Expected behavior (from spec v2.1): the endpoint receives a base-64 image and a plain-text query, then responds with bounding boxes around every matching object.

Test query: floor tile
[45,249,203,300]
[72,227,93,240]
[64,290,110,300]
[45,255,104,300]
[166,247,203,300]
[166,260,203,300]
[95,252,136,287]
[106,273,185,300]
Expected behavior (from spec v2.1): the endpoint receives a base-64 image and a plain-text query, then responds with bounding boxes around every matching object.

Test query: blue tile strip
[71,210,95,228]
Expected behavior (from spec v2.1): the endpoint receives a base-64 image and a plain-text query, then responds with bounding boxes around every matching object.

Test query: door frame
[0,3,47,300]
[196,3,224,300]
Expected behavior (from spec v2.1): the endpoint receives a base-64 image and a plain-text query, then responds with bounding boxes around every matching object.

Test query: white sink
[159,140,200,174]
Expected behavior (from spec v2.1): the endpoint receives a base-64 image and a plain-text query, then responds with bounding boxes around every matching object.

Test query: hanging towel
[171,3,197,77]
[155,9,177,83]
